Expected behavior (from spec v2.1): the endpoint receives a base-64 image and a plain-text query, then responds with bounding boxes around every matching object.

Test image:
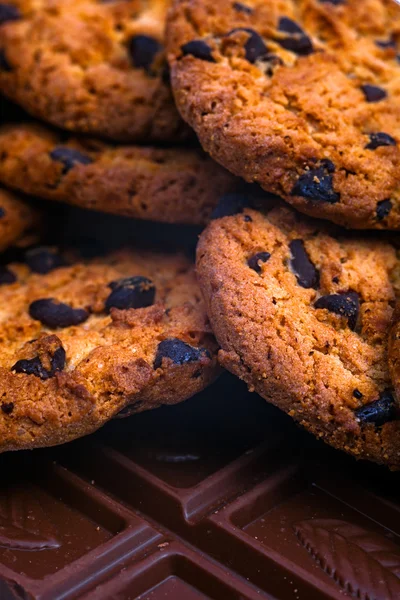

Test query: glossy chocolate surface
[0,373,399,599]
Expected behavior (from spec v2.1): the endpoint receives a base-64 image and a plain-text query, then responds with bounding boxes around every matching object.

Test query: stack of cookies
[0,0,399,470]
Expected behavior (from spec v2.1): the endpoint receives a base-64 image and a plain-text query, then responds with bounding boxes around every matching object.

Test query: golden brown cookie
[167,0,400,229]
[0,122,239,225]
[0,186,40,252]
[197,203,400,468]
[0,248,219,452]
[0,0,187,142]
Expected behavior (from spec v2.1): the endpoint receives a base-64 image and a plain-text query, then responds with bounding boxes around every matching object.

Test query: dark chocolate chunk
[181,40,215,62]
[12,346,66,380]
[0,206,5,218]
[233,2,253,14]
[0,49,12,71]
[277,17,313,56]
[105,276,155,312]
[376,199,392,221]
[289,239,319,289]
[154,339,210,369]
[366,132,397,150]
[25,247,65,274]
[247,251,271,273]
[50,147,93,174]
[0,4,21,25]
[361,84,387,103]
[211,193,249,219]
[353,389,363,400]
[375,38,396,49]
[291,160,340,204]
[0,265,16,285]
[128,35,162,72]
[1,402,14,415]
[29,299,89,328]
[314,291,360,330]
[355,390,396,427]
[228,28,268,63]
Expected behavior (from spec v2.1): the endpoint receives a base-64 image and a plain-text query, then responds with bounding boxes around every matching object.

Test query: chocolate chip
[1,402,14,414]
[228,28,268,63]
[0,49,12,71]
[353,389,363,399]
[25,247,65,274]
[366,132,397,150]
[289,239,319,289]
[0,4,21,25]
[50,147,93,174]
[154,338,210,369]
[233,2,253,14]
[181,40,215,62]
[361,84,387,103]
[318,0,345,4]
[0,207,5,218]
[291,159,340,204]
[247,251,271,273]
[376,198,392,221]
[105,276,155,312]
[355,390,396,427]
[314,291,359,330]
[375,38,396,49]
[128,35,162,72]
[277,17,313,55]
[0,265,16,285]
[244,214,253,222]
[12,346,66,380]
[211,193,249,219]
[332,276,339,284]
[29,299,89,328]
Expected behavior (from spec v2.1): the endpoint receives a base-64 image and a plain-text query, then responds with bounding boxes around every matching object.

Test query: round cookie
[167,0,400,230]
[197,204,400,468]
[0,0,187,142]
[0,187,40,252]
[0,123,239,225]
[0,248,219,452]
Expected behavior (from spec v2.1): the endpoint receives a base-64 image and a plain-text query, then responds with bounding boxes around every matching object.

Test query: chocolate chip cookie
[0,187,40,252]
[0,0,187,142]
[0,249,219,452]
[197,203,400,468]
[167,0,400,229]
[0,123,239,225]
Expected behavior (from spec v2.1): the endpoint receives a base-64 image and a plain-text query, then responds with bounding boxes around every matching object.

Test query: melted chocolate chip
[289,239,319,289]
[29,299,89,328]
[0,265,16,285]
[247,251,271,273]
[228,28,268,63]
[1,402,14,414]
[25,247,65,274]
[0,4,21,25]
[291,160,340,203]
[355,390,396,427]
[154,339,210,369]
[12,346,66,380]
[277,17,313,55]
[211,193,249,219]
[105,276,156,312]
[314,291,359,330]
[361,84,387,103]
[376,198,392,221]
[128,35,162,72]
[353,389,363,399]
[233,2,253,13]
[366,132,397,150]
[50,147,93,174]
[0,49,12,71]
[181,40,215,62]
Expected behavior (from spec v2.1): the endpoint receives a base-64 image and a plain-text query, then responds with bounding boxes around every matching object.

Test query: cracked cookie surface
[197,204,400,468]
[167,0,400,229]
[0,122,239,225]
[0,248,219,452]
[0,0,187,142]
